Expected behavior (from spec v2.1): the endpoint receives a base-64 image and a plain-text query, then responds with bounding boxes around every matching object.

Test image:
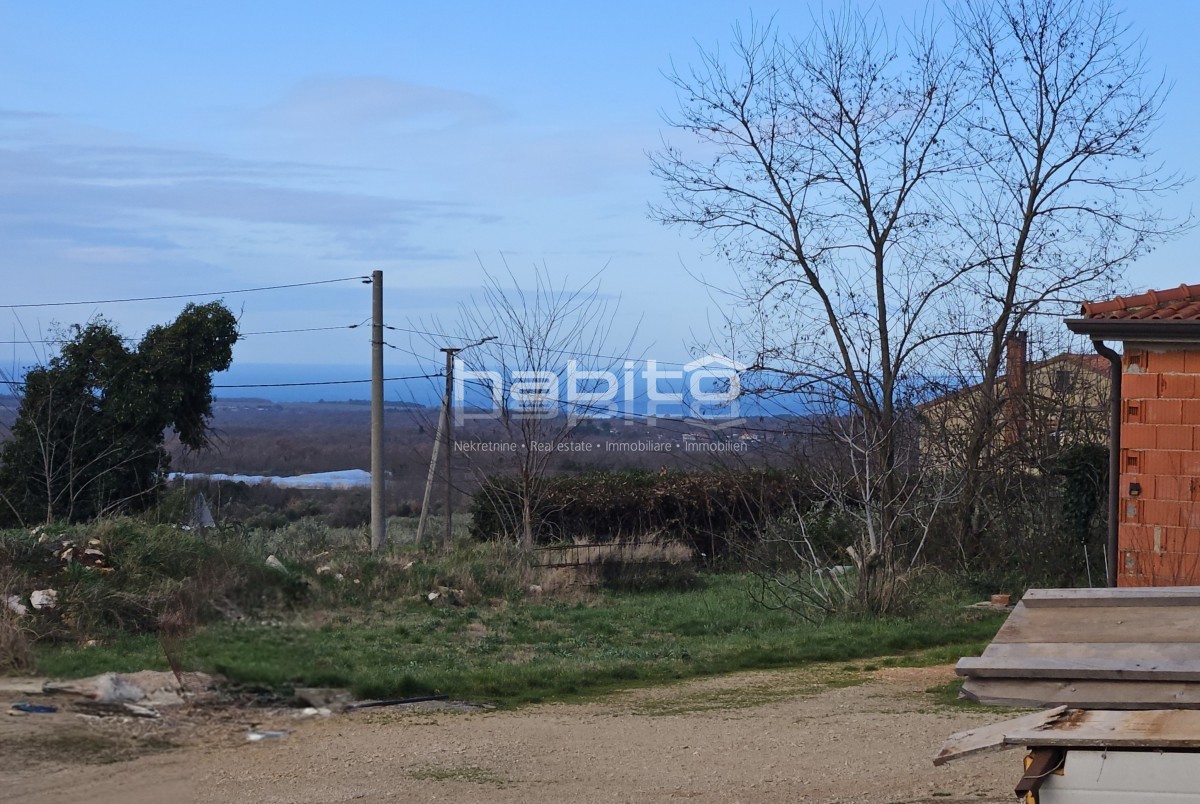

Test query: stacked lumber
[956,586,1200,709]
[936,707,1200,765]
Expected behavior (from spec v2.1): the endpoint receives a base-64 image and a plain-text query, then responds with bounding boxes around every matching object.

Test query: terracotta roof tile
[1082,283,1200,320]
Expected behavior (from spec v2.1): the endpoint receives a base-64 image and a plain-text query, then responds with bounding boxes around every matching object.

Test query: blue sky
[2,1,1200,398]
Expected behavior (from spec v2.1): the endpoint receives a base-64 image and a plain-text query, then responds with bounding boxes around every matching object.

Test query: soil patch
[4,663,1019,803]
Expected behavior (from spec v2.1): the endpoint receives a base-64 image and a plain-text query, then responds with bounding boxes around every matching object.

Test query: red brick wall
[1119,348,1200,586]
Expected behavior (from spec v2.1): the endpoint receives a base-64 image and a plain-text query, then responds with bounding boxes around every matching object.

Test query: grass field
[33,572,1004,706]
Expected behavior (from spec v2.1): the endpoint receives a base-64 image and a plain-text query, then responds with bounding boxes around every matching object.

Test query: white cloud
[256,76,505,135]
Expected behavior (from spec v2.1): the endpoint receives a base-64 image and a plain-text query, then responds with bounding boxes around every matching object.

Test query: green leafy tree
[0,302,238,525]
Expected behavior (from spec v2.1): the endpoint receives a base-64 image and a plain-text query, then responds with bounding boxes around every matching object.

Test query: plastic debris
[29,589,57,610]
[344,694,449,711]
[246,730,290,741]
[315,565,346,581]
[10,702,57,715]
[123,703,161,718]
[265,555,285,571]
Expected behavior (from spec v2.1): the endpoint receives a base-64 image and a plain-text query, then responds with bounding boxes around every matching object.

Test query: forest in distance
[164,396,795,506]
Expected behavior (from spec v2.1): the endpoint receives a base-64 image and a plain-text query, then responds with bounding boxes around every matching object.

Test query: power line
[0,319,372,345]
[0,275,369,310]
[383,323,475,342]
[241,323,367,337]
[383,323,697,369]
[0,320,372,345]
[453,375,793,437]
[212,372,443,389]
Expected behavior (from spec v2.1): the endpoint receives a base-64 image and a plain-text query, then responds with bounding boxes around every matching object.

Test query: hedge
[468,469,814,555]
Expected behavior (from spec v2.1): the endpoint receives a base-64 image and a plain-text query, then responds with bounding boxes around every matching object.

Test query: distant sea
[214,363,444,405]
[214,363,814,417]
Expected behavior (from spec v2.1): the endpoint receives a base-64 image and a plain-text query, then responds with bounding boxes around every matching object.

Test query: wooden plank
[960,678,1200,709]
[933,706,1068,766]
[956,656,1200,682]
[973,642,1200,665]
[1004,708,1200,749]
[1022,587,1200,608]
[990,603,1200,644]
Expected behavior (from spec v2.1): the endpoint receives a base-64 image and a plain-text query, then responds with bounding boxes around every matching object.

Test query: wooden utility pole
[414,405,445,548]
[370,270,386,551]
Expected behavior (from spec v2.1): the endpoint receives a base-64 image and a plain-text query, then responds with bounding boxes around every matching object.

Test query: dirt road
[4,664,1017,803]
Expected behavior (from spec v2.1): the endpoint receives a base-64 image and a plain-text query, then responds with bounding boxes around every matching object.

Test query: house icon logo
[682,353,747,430]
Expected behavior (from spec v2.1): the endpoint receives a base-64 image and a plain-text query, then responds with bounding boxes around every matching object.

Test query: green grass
[924,679,971,708]
[408,766,506,784]
[34,573,1004,707]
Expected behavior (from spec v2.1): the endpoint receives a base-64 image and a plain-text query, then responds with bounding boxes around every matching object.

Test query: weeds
[5,515,1006,708]
[0,600,34,673]
[34,572,1006,706]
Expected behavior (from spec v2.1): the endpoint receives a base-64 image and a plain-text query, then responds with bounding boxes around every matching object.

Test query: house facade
[1067,283,1200,586]
[917,334,1109,468]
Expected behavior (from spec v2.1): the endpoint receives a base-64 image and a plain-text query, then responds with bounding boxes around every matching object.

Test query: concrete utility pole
[413,335,496,551]
[370,270,386,551]
[442,347,456,549]
[414,405,445,548]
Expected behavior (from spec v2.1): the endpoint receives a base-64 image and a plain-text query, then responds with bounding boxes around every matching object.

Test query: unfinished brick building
[1068,284,1200,586]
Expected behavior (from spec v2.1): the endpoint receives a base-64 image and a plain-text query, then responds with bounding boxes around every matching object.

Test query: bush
[160,479,416,530]
[594,541,699,592]
[0,518,305,643]
[469,469,814,555]
[918,460,1108,592]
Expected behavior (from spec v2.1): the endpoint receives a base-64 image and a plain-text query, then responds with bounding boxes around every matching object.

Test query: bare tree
[941,0,1188,548]
[652,11,969,610]
[437,261,630,549]
[652,2,1186,605]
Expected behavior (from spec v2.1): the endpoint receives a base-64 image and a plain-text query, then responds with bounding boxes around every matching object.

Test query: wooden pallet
[956,586,1200,709]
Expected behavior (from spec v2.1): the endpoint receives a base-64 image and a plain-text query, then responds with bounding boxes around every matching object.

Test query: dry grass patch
[0,592,34,673]
[627,664,869,716]
[0,724,176,767]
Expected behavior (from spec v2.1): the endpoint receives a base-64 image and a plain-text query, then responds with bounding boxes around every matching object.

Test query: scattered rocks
[42,670,215,708]
[425,586,465,606]
[4,595,28,616]
[29,589,57,610]
[294,687,354,711]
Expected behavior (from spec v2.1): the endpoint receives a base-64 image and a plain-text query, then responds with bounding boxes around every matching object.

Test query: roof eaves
[1081,283,1200,316]
[1065,317,1200,342]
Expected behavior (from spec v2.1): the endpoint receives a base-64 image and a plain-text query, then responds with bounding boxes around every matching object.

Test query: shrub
[0,572,34,672]
[0,518,305,643]
[469,469,814,555]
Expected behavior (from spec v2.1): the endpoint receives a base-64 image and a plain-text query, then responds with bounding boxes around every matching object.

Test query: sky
[2,1,1200,401]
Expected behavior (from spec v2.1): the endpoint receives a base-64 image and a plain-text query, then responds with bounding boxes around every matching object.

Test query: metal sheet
[1040,750,1200,802]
